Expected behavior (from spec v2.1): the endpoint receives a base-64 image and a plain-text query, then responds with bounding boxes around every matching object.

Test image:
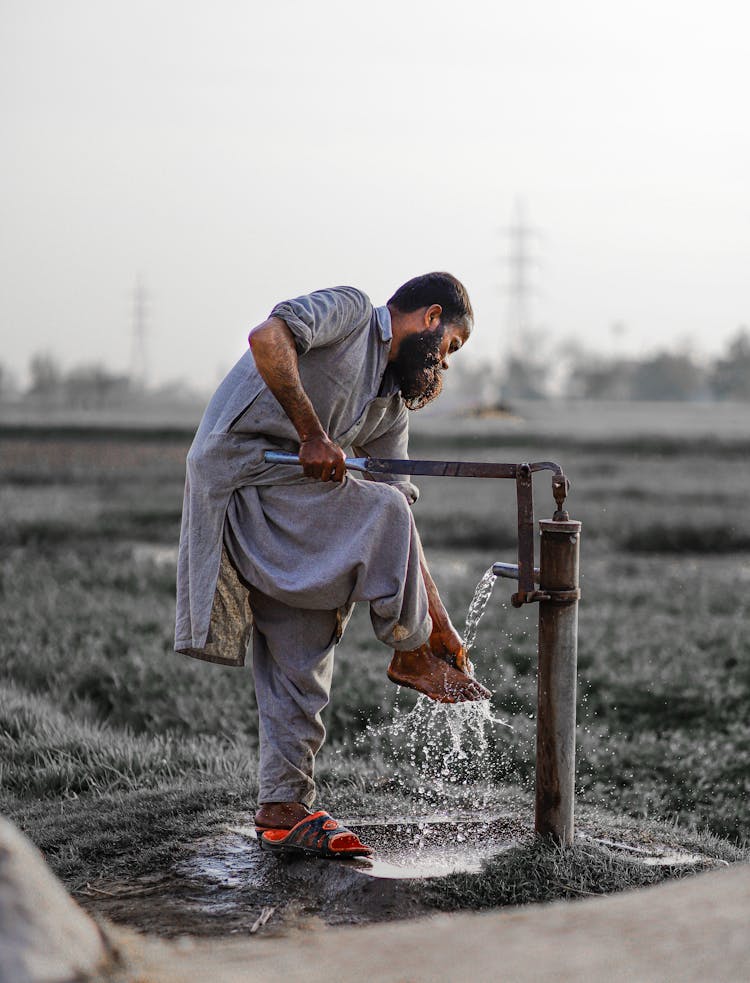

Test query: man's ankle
[255,801,311,829]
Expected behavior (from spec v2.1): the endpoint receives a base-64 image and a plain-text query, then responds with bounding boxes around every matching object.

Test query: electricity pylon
[502,197,541,361]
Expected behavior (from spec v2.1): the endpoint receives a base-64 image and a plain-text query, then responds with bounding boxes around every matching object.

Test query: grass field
[1,402,749,924]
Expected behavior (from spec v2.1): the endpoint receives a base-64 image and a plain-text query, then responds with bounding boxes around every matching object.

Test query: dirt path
[113,862,749,982]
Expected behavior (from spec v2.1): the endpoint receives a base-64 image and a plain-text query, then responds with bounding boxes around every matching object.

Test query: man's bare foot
[255,801,310,830]
[387,645,491,703]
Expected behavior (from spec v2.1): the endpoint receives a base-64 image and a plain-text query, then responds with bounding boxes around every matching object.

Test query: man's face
[392,320,470,410]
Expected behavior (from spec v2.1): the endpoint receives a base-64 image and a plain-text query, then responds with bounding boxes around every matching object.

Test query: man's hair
[388,272,473,329]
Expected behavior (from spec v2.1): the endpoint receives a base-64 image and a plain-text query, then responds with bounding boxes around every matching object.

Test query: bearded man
[174,272,490,858]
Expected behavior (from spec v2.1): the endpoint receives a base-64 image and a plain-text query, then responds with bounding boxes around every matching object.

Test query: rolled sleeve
[270,286,372,355]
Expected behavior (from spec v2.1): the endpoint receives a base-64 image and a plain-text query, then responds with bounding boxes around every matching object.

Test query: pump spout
[492,562,541,583]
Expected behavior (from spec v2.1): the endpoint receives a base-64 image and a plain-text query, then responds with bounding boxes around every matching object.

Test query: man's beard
[392,326,445,411]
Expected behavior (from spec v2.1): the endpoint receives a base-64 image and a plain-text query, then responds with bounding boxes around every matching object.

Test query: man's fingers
[324,459,345,482]
[299,436,346,482]
[305,463,327,481]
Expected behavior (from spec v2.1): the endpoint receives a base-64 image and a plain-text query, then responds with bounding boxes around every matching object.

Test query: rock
[0,816,114,983]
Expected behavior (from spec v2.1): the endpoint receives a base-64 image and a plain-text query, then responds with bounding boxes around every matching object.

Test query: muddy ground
[74,813,725,939]
[107,861,750,983]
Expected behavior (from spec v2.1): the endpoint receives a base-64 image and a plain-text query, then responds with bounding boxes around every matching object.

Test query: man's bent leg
[353,484,431,649]
[247,585,338,824]
[356,486,490,702]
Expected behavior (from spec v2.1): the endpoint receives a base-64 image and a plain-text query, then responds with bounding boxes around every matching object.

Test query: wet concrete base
[76,813,721,938]
[110,862,750,983]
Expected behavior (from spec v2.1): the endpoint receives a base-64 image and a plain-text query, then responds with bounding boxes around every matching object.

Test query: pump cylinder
[535,519,581,845]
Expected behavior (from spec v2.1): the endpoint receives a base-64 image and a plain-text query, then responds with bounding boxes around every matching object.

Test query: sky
[1,0,749,391]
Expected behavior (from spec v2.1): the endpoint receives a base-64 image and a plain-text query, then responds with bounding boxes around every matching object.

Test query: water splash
[382,694,513,773]
[346,566,518,815]
[354,692,514,816]
[462,566,498,653]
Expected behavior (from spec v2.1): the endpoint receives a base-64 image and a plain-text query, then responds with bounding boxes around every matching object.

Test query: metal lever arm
[263,451,564,481]
[264,450,370,472]
[263,451,570,608]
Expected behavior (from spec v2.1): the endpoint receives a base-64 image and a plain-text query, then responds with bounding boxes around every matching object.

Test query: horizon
[2,1,749,390]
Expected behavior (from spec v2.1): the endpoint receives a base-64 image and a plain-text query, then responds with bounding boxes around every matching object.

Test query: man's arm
[249,317,346,482]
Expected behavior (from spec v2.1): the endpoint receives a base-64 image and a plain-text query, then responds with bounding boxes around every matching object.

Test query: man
[175,272,490,858]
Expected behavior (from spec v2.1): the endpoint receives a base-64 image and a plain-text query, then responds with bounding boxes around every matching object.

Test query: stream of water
[351,566,514,811]
[462,565,499,654]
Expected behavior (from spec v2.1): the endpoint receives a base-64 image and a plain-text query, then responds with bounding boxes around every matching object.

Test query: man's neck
[387,304,422,362]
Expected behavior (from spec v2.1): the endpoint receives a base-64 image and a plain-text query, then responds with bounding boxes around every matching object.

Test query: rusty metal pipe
[491,562,540,583]
[535,518,581,846]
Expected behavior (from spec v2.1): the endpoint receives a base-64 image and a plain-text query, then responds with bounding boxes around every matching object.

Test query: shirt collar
[375,305,392,344]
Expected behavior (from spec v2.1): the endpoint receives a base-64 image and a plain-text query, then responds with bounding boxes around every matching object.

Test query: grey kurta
[174,286,428,667]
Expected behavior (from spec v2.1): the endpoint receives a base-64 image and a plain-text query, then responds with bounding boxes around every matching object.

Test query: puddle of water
[83,818,724,939]
[222,815,521,881]
[187,818,716,897]
[351,817,516,879]
[640,853,708,868]
[578,833,720,868]
[357,849,490,880]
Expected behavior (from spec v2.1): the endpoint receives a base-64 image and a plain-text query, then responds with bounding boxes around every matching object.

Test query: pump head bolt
[552,472,571,522]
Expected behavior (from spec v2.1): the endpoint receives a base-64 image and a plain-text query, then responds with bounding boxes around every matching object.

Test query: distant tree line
[501,327,750,402]
[0,352,203,410]
[24,354,133,409]
[2,328,749,410]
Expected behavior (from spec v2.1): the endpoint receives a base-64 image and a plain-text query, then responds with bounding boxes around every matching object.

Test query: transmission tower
[502,198,541,361]
[130,274,149,390]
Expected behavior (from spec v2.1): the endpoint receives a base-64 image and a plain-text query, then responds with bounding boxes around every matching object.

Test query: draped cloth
[174,286,427,667]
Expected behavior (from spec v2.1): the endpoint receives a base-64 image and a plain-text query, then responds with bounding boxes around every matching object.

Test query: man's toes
[461,680,490,701]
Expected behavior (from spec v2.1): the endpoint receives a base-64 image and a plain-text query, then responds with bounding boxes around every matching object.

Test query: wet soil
[73,813,720,939]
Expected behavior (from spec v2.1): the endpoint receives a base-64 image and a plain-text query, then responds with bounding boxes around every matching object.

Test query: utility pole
[499,199,548,400]
[130,274,149,390]
[503,198,541,360]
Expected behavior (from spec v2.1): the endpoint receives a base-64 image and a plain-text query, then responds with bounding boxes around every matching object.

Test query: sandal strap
[263,811,367,855]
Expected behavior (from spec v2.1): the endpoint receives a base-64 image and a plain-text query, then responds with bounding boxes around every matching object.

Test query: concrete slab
[113,862,750,983]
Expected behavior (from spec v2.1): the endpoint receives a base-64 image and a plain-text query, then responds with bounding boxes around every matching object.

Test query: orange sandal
[257,811,373,858]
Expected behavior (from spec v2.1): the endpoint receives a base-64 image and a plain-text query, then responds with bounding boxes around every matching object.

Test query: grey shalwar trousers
[223,476,432,807]
[246,585,339,807]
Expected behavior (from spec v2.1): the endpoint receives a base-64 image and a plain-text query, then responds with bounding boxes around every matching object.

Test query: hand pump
[264,450,581,845]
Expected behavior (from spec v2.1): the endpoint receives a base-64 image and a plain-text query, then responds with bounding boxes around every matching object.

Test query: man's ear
[424,304,443,330]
